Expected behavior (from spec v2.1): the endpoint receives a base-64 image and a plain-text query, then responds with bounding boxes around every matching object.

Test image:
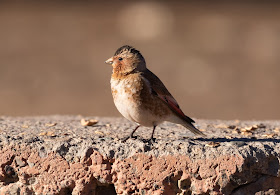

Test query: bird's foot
[143,137,156,144]
[149,137,156,143]
[121,135,138,143]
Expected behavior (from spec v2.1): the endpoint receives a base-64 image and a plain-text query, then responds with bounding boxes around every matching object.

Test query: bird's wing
[143,69,195,124]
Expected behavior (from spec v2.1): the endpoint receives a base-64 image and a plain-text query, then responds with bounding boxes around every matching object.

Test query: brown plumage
[105,45,205,141]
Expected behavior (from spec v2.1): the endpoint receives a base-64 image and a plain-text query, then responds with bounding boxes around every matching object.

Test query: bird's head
[105,45,146,75]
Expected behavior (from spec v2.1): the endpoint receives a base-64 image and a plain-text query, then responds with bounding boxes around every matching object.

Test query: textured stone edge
[0,143,280,195]
[1,116,280,194]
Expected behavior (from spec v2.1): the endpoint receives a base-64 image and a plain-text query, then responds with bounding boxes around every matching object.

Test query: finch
[105,45,205,141]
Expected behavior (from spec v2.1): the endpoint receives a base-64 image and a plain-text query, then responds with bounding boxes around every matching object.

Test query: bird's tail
[167,115,206,136]
[181,122,206,136]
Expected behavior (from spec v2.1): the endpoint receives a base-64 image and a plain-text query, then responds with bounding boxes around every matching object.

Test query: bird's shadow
[194,137,280,143]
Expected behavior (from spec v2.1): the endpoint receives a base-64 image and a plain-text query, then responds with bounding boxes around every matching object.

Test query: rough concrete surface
[0,116,280,195]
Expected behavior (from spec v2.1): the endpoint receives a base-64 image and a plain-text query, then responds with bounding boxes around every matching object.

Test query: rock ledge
[0,116,280,194]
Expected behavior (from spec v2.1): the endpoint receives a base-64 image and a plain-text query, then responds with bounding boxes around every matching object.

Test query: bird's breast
[110,76,143,122]
[111,77,143,102]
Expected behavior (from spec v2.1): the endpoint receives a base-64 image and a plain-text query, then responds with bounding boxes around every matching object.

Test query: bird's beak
[105,57,113,65]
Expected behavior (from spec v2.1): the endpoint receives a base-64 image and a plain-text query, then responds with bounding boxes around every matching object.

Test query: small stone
[257,123,266,128]
[206,142,220,147]
[231,141,246,147]
[262,133,277,138]
[45,123,57,127]
[228,125,236,129]
[38,132,47,136]
[273,128,280,133]
[14,156,27,167]
[241,131,253,136]
[95,130,104,136]
[46,131,56,137]
[81,119,98,126]
[232,130,240,134]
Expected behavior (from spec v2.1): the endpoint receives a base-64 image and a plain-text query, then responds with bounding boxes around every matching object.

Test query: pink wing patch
[158,94,186,118]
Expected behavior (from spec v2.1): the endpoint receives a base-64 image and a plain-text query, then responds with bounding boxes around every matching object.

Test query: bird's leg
[130,125,140,139]
[149,125,157,142]
[122,125,140,142]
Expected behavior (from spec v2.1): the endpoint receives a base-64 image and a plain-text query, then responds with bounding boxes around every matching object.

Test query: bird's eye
[118,57,123,61]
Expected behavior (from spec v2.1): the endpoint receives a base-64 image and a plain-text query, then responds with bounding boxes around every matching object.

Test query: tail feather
[166,115,206,136]
[181,122,206,136]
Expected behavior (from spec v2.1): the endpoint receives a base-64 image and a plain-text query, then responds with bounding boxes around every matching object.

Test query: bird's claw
[121,135,138,143]
[142,137,156,144]
[149,137,156,143]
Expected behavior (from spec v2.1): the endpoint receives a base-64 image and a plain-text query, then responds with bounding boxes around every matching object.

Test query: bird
[105,45,205,142]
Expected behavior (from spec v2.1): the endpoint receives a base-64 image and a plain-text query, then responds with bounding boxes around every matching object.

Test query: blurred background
[0,1,280,120]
